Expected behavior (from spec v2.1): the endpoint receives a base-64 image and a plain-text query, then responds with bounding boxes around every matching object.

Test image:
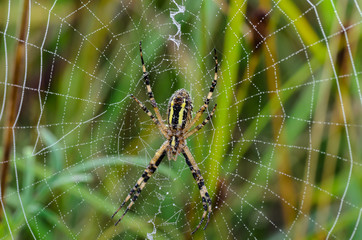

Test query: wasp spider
[112,42,218,234]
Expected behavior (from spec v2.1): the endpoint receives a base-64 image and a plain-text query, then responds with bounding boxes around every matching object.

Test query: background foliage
[0,0,361,239]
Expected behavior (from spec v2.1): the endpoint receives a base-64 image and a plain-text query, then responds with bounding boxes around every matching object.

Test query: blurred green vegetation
[0,0,361,239]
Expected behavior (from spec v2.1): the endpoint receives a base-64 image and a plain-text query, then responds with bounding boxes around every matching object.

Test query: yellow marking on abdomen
[169,98,174,125]
[177,99,186,128]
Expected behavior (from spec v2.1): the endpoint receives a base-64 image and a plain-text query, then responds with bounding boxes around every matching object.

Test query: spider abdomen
[167,89,193,130]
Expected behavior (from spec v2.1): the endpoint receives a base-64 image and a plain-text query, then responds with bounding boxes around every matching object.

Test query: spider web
[0,0,361,239]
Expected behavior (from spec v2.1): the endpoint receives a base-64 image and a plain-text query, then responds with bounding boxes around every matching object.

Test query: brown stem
[0,0,29,217]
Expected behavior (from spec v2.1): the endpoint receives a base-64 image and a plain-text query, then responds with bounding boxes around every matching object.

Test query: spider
[112,42,218,234]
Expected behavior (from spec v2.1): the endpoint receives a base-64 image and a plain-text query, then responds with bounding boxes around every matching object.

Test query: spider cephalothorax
[112,42,218,234]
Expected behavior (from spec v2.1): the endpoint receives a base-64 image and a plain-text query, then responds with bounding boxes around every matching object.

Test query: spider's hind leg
[139,42,167,131]
[184,49,218,132]
[130,94,167,137]
[185,104,217,139]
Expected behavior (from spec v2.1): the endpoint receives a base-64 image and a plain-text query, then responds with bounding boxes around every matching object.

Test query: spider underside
[112,42,218,234]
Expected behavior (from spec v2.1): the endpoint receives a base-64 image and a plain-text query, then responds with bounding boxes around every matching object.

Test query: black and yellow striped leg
[184,49,218,132]
[130,94,167,137]
[185,104,217,139]
[182,146,212,234]
[112,142,168,225]
[139,42,167,131]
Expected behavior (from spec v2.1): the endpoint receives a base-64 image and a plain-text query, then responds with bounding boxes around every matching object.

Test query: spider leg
[184,49,218,132]
[181,146,212,234]
[139,42,167,131]
[185,104,217,139]
[112,141,168,225]
[130,94,167,137]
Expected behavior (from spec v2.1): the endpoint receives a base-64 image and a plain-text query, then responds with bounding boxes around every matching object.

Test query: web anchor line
[168,0,185,49]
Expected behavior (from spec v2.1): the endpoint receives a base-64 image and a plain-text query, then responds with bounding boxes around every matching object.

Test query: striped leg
[139,42,167,131]
[185,104,217,139]
[112,141,168,225]
[184,49,218,132]
[182,146,212,234]
[130,94,167,137]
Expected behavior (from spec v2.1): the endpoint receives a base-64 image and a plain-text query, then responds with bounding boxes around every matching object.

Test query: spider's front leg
[182,146,212,234]
[112,141,168,225]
